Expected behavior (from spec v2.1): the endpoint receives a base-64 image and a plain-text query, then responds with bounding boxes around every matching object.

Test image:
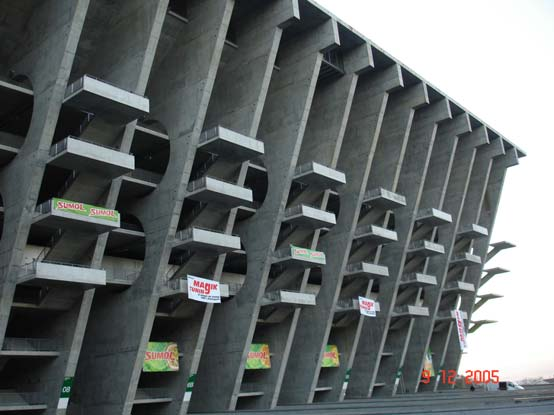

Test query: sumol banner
[245,344,271,370]
[52,198,120,222]
[143,342,179,372]
[290,245,326,265]
[187,275,221,303]
[358,296,377,317]
[322,345,340,367]
[455,310,469,352]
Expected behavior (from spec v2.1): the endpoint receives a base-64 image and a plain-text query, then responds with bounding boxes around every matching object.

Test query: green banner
[245,343,271,370]
[322,345,340,367]
[52,198,120,222]
[57,376,73,409]
[290,245,326,265]
[143,342,179,372]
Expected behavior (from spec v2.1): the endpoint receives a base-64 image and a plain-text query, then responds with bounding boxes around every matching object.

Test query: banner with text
[245,343,271,370]
[187,275,221,303]
[52,198,120,222]
[358,296,377,317]
[423,348,435,376]
[290,245,326,265]
[455,310,469,352]
[143,342,179,372]
[322,345,340,367]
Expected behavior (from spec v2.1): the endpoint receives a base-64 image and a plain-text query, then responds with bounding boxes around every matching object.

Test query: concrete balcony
[261,290,316,307]
[362,187,406,210]
[353,224,398,245]
[272,246,326,268]
[335,298,381,313]
[443,281,475,294]
[235,204,257,221]
[64,75,149,123]
[186,176,253,208]
[133,388,172,405]
[415,208,452,226]
[293,161,346,189]
[18,260,106,287]
[1,337,60,357]
[283,204,336,229]
[120,169,163,198]
[457,223,488,239]
[392,305,429,318]
[33,198,120,233]
[173,227,241,254]
[198,126,264,162]
[48,136,134,178]
[344,262,389,279]
[450,252,482,267]
[407,240,445,257]
[0,391,46,412]
[399,272,437,287]
[436,310,468,322]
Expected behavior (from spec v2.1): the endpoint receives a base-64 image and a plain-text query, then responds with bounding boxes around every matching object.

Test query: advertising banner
[290,245,326,265]
[322,345,340,367]
[187,275,221,303]
[423,348,435,376]
[143,342,179,372]
[455,310,469,352]
[52,198,120,222]
[358,296,377,317]
[245,343,271,369]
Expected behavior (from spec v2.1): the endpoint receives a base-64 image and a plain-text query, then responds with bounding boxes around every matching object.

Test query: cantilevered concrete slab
[283,204,337,229]
[186,176,253,208]
[344,262,389,280]
[48,136,134,178]
[457,223,488,239]
[17,261,106,287]
[198,126,265,162]
[261,290,317,307]
[450,252,482,267]
[173,227,241,254]
[399,272,437,287]
[63,75,150,123]
[293,161,346,189]
[407,240,445,257]
[353,224,398,245]
[415,208,452,226]
[362,188,406,210]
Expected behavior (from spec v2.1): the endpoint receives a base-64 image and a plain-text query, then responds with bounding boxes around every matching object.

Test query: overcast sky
[315,0,554,380]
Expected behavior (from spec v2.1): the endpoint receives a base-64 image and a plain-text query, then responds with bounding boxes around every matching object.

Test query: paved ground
[194,385,554,414]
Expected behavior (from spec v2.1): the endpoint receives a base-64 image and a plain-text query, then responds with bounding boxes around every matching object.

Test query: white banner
[187,275,221,303]
[358,296,377,317]
[454,310,468,352]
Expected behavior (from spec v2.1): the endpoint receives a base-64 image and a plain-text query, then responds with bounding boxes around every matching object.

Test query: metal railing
[35,200,52,214]
[19,259,92,278]
[2,337,60,351]
[187,175,252,193]
[57,171,79,197]
[135,387,171,399]
[175,226,238,241]
[49,135,123,156]
[0,391,45,405]
[126,168,162,184]
[65,74,143,98]
[284,203,335,217]
[409,240,444,251]
[198,126,220,144]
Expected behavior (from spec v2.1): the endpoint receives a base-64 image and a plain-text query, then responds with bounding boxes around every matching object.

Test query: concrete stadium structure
[0,0,523,414]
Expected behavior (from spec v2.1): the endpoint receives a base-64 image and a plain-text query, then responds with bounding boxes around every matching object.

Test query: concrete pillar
[279,63,403,404]
[69,2,234,414]
[190,15,339,412]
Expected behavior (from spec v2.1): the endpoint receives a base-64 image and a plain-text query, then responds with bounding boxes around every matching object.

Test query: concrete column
[428,136,504,391]
[347,95,452,399]
[0,1,89,413]
[443,146,518,385]
[279,63,403,404]
[190,16,340,412]
[69,2,234,414]
[402,122,486,393]
[378,112,473,396]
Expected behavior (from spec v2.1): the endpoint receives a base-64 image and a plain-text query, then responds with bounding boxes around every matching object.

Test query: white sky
[315,0,554,380]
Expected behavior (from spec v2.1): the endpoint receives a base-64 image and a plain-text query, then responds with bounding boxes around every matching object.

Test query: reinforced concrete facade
[0,0,523,414]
